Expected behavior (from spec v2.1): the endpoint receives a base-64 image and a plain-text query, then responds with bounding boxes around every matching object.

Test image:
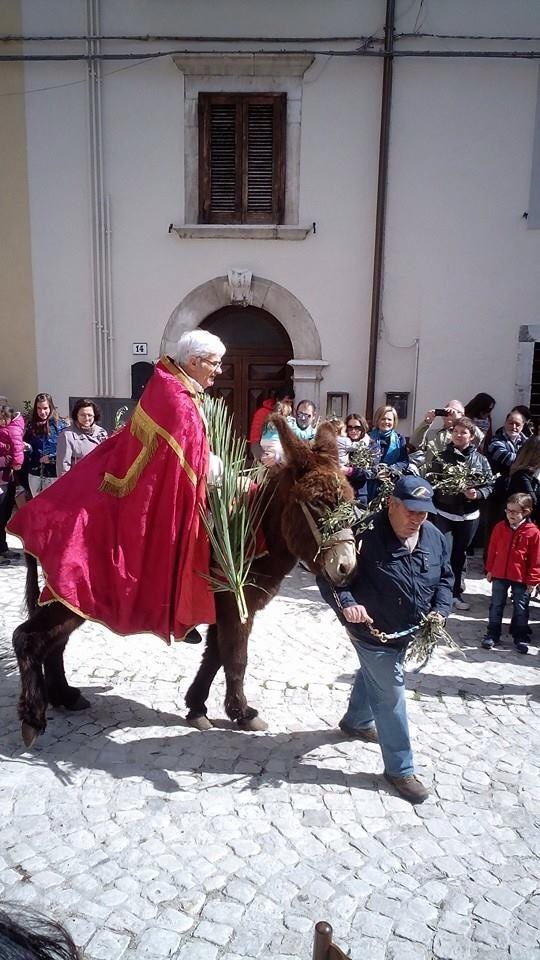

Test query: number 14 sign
[132,343,148,356]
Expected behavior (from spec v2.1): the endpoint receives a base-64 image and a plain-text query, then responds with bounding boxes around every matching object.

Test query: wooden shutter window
[209,102,239,216]
[199,93,286,225]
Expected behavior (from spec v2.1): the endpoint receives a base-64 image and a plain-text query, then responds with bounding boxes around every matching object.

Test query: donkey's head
[271,417,358,585]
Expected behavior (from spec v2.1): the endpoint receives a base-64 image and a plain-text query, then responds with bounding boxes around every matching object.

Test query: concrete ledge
[172,54,314,78]
[171,224,313,241]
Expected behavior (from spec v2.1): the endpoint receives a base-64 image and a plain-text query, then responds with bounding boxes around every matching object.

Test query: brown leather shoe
[384,772,429,804]
[339,720,379,743]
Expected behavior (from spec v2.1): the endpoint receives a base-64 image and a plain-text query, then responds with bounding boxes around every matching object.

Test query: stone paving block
[177,941,219,960]
[86,929,131,959]
[146,880,179,904]
[484,884,523,911]
[353,910,394,940]
[225,879,257,904]
[386,939,429,960]
[136,926,181,957]
[433,931,472,959]
[403,896,439,925]
[393,916,434,944]
[202,899,245,926]
[194,920,235,946]
[509,944,540,960]
[439,911,472,936]
[29,870,64,888]
[473,899,512,926]
[420,879,449,904]
[64,915,97,948]
[516,904,540,931]
[472,921,511,948]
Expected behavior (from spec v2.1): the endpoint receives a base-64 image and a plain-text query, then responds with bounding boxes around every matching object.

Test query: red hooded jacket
[486,518,540,585]
[248,398,275,443]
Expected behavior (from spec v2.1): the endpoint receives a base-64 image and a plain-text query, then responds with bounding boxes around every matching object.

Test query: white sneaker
[453,597,470,611]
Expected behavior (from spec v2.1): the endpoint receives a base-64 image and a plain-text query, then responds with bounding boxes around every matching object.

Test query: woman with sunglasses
[341,414,371,506]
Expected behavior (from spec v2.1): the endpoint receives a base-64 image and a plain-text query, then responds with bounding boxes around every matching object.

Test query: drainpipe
[87,0,114,395]
[365,0,395,421]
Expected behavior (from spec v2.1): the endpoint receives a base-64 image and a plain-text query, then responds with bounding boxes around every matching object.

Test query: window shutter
[245,101,276,220]
[199,95,242,224]
[209,103,238,213]
[244,94,286,224]
[199,93,286,225]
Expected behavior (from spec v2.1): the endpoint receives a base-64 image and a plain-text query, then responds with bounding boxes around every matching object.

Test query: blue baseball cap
[392,475,437,513]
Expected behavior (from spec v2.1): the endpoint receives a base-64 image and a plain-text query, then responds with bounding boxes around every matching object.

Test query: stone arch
[161,275,322,360]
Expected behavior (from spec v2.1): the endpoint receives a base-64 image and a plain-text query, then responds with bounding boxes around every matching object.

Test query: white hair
[171,329,226,365]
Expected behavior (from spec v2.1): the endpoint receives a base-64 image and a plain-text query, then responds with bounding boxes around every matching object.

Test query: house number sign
[132,342,148,356]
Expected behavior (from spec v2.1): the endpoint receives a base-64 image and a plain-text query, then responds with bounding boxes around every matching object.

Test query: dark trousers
[488,579,529,641]
[435,514,479,599]
[0,480,16,553]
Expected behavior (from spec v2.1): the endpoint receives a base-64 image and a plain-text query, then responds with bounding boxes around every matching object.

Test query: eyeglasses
[201,357,223,371]
[346,424,362,431]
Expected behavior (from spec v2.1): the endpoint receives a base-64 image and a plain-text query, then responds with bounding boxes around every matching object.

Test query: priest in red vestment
[8,329,226,644]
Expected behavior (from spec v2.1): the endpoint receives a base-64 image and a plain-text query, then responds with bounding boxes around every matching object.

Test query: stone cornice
[172,53,314,77]
[171,224,313,241]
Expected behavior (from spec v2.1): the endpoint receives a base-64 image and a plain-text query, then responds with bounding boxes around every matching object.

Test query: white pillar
[288,359,329,412]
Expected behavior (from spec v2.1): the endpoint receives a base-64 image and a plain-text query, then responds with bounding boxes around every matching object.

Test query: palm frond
[200,396,272,622]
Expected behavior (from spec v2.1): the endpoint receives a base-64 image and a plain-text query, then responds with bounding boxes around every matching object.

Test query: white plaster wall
[22,0,93,412]
[381,57,540,433]
[19,0,540,431]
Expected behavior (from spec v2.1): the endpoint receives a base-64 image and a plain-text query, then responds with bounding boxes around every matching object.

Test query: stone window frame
[172,54,314,237]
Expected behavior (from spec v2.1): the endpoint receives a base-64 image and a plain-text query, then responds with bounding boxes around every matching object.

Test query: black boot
[183,627,203,644]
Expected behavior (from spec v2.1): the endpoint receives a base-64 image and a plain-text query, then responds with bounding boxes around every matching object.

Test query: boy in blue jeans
[483,493,540,654]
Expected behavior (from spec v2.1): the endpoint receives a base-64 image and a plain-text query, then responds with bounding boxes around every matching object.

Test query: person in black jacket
[507,436,540,525]
[431,418,493,611]
[317,476,453,804]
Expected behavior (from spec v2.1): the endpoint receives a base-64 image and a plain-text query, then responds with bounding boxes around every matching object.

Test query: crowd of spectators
[0,393,108,566]
[2,381,539,654]
[248,387,539,654]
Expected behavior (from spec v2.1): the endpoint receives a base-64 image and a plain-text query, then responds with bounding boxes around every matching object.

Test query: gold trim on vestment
[100,366,200,496]
[8,535,198,644]
[160,355,208,432]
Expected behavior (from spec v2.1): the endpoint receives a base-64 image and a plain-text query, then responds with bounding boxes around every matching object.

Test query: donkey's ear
[312,422,340,465]
[270,415,313,473]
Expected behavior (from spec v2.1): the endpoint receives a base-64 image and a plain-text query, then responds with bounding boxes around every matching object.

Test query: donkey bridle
[298,500,357,561]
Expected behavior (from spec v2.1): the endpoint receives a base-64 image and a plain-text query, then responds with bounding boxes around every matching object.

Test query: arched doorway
[201,305,293,436]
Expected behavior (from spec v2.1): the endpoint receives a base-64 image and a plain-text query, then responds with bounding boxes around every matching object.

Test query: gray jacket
[56,423,108,475]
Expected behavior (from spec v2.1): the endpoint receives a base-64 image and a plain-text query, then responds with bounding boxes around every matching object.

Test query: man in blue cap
[318,475,453,803]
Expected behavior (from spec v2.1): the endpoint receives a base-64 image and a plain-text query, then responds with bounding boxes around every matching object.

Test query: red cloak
[8,357,216,642]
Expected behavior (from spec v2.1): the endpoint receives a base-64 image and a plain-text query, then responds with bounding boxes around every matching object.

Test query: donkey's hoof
[65,693,91,711]
[50,693,91,711]
[237,715,268,732]
[21,722,40,749]
[187,714,214,731]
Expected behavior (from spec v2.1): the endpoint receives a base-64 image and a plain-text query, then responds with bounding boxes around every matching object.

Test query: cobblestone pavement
[1,540,539,960]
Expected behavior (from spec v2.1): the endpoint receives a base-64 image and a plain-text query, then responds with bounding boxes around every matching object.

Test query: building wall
[0,0,37,412]
[15,0,540,433]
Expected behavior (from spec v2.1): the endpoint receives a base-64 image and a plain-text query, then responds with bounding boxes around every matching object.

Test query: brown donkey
[13,419,357,747]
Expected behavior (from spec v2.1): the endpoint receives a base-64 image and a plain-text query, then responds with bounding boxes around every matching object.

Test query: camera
[434,408,448,417]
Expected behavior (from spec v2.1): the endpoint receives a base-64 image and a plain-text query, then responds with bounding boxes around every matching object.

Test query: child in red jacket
[483,493,540,653]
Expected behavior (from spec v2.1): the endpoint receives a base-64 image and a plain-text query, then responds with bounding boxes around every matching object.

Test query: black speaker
[131,361,154,400]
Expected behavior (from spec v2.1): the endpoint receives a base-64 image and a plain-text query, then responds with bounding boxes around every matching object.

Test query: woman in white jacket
[56,399,108,476]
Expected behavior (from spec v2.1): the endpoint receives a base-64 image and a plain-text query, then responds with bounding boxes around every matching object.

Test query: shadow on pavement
[334,663,539,700]
[0,652,382,796]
